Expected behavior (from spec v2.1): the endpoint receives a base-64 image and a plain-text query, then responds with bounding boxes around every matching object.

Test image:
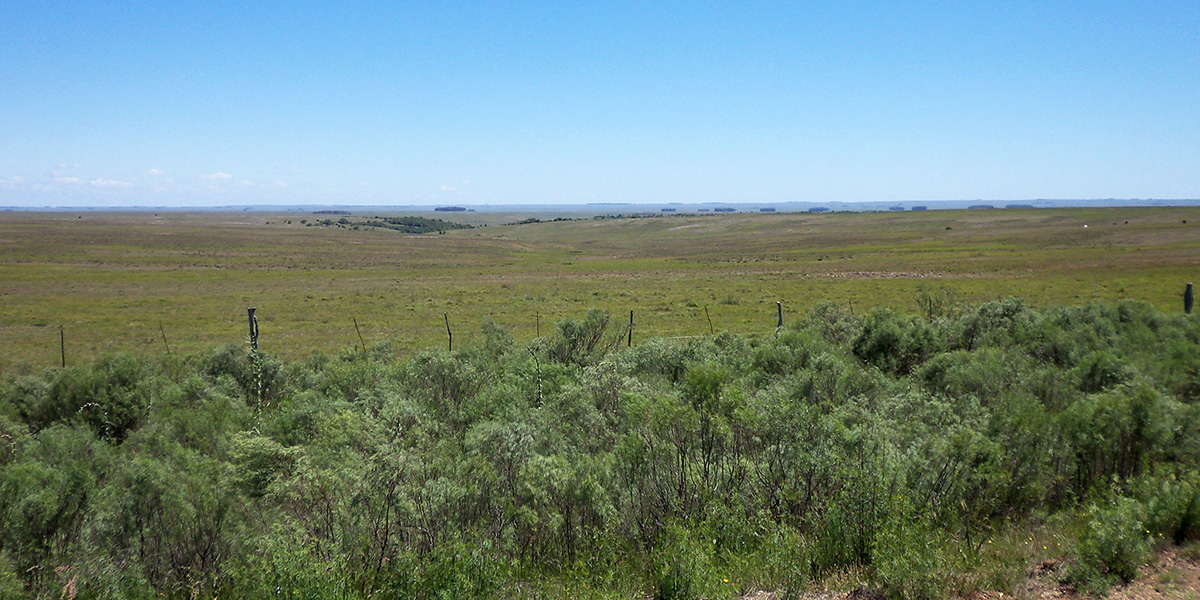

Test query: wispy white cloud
[145,168,162,175]
[200,172,233,180]
[440,185,456,192]
[56,163,81,169]
[90,178,131,187]
[55,176,81,184]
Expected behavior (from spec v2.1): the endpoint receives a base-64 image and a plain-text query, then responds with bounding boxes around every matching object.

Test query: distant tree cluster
[308,216,473,234]
[506,217,583,225]
[1,299,1199,598]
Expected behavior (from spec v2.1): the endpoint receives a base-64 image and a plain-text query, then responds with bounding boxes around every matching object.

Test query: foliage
[1067,497,1152,594]
[0,300,1198,597]
[852,309,939,375]
[873,495,947,600]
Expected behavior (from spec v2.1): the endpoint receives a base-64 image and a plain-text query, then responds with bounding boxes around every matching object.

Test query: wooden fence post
[1187,283,1194,315]
[60,326,65,368]
[248,307,259,350]
[628,310,634,348]
[704,306,714,335]
[444,313,452,352]
[353,317,367,352]
[776,301,783,336]
[159,321,171,355]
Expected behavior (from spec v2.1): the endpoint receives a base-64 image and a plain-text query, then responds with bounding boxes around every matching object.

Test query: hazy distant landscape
[7,197,1200,214]
[3,206,1200,599]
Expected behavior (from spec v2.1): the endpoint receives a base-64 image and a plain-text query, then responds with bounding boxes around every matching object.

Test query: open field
[2,206,1198,372]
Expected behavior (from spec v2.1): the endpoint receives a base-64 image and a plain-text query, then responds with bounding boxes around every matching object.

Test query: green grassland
[2,207,1198,373]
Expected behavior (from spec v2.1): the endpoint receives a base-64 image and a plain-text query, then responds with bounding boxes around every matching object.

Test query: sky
[1,1,1198,207]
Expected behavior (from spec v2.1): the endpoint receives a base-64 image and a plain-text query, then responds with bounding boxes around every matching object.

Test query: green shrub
[85,441,239,596]
[618,338,698,384]
[810,449,888,576]
[951,298,1035,353]
[553,308,613,366]
[873,496,946,600]
[481,318,515,360]
[225,522,366,600]
[762,527,810,599]
[1139,470,1200,544]
[918,348,1013,406]
[0,552,22,600]
[13,355,156,442]
[852,310,940,375]
[803,301,861,346]
[1062,386,1175,491]
[1068,497,1151,593]
[1076,350,1134,393]
[404,350,486,431]
[652,529,709,600]
[0,417,25,468]
[230,432,299,498]
[0,424,108,583]
[412,536,507,600]
[204,344,286,405]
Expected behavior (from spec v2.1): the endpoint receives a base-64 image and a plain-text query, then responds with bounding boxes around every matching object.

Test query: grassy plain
[1,206,1198,373]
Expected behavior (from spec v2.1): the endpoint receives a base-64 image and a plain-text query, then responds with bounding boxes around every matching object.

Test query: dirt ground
[740,545,1200,600]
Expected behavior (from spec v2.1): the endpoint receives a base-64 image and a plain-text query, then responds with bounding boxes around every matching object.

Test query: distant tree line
[307,216,473,234]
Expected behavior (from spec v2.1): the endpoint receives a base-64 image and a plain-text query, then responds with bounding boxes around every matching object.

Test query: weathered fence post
[444,313,452,352]
[704,306,714,335]
[775,301,783,336]
[628,310,634,347]
[353,317,366,353]
[247,307,259,350]
[60,326,65,368]
[1187,283,1194,315]
[159,321,171,355]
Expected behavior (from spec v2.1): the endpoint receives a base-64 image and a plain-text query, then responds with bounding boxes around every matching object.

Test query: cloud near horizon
[200,172,233,180]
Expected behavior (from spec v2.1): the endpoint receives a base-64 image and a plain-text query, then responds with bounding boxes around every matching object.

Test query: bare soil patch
[738,546,1200,600]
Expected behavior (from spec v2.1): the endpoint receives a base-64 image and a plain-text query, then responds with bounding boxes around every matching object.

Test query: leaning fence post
[1187,283,1194,315]
[159,321,171,355]
[775,301,783,336]
[247,307,259,350]
[444,313,452,352]
[353,317,367,353]
[704,306,714,335]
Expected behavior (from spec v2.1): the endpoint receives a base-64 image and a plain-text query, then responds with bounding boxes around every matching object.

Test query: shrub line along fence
[233,303,794,357]
[48,283,1197,368]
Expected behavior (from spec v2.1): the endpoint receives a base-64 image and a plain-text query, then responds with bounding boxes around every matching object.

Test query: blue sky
[1,1,1197,206]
